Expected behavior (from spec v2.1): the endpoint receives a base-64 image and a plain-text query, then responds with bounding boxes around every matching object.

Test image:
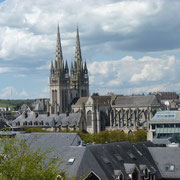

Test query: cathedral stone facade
[49,26,89,114]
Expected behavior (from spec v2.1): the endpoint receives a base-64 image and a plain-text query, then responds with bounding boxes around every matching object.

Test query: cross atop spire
[55,24,63,69]
[75,26,82,70]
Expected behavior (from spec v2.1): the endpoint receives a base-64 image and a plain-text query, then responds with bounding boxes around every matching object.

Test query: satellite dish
[164,101,170,106]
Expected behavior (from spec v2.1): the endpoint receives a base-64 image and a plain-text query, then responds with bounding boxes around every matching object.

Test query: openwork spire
[55,24,63,69]
[50,60,54,74]
[75,26,82,70]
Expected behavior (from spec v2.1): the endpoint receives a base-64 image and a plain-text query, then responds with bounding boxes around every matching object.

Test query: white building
[148,111,180,141]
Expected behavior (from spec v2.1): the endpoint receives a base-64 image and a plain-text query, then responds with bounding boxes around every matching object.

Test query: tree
[0,137,66,180]
[92,92,99,96]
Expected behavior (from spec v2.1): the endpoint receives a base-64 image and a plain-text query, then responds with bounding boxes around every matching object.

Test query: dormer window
[165,164,175,172]
[170,165,175,171]
[144,168,148,179]
[114,170,124,180]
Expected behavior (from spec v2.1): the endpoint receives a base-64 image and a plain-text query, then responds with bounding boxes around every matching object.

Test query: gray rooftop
[12,113,82,127]
[149,147,180,179]
[17,132,83,179]
[10,132,175,179]
[150,111,180,124]
[113,95,160,107]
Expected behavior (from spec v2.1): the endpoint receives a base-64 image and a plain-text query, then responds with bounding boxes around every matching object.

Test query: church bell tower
[49,25,89,114]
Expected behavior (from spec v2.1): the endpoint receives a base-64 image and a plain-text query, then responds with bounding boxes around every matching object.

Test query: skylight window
[169,165,175,171]
[67,158,75,165]
[165,165,175,172]
[102,157,111,164]
[114,154,123,161]
[155,114,175,119]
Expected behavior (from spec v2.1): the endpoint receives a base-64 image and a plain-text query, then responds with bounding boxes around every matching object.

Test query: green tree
[92,92,99,96]
[0,137,66,180]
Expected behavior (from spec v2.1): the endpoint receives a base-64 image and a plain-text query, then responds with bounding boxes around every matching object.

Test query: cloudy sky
[0,0,180,99]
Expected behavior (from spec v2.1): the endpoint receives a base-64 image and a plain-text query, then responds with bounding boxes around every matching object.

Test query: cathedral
[49,25,89,114]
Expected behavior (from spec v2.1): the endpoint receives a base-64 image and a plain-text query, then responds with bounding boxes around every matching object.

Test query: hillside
[0,99,34,108]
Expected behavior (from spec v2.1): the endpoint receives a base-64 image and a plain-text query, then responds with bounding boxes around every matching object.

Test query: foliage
[91,92,99,96]
[0,103,15,108]
[0,99,34,109]
[22,127,147,144]
[78,130,147,144]
[22,126,49,133]
[0,137,66,180]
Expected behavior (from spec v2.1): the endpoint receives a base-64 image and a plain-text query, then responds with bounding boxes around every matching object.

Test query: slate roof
[0,119,10,129]
[56,113,81,127]
[149,147,180,179]
[113,95,160,107]
[17,132,82,150]
[12,113,82,127]
[91,96,111,105]
[77,141,161,180]
[34,101,44,111]
[153,138,175,146]
[73,97,88,106]
[74,96,111,106]
[13,132,180,180]
[156,92,179,101]
[12,113,58,126]
[17,132,85,179]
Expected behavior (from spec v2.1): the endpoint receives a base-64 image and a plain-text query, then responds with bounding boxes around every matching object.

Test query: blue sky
[1,0,180,99]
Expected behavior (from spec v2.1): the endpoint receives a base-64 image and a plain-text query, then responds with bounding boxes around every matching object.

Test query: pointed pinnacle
[84,61,87,69]
[65,60,68,69]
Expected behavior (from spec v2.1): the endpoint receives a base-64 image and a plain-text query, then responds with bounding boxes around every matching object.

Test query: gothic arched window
[87,111,92,126]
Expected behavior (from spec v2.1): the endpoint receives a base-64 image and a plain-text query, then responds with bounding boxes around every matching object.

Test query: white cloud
[0,0,180,98]
[0,67,12,73]
[93,0,162,33]
[88,55,180,94]
[0,27,53,59]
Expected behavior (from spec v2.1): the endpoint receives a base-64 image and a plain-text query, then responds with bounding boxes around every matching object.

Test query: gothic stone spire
[55,24,63,69]
[75,26,82,70]
[50,60,54,74]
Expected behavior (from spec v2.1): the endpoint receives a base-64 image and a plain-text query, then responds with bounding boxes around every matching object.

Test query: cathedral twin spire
[50,24,88,76]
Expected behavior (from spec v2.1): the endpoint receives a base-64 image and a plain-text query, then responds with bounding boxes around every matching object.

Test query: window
[157,124,163,128]
[165,165,175,172]
[170,165,175,171]
[102,157,111,164]
[67,158,75,165]
[144,168,148,179]
[85,172,100,180]
[114,170,124,180]
[155,114,175,119]
[87,111,92,126]
[114,154,123,161]
[165,165,169,171]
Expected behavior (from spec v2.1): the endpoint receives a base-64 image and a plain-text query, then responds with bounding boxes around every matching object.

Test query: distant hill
[0,99,34,108]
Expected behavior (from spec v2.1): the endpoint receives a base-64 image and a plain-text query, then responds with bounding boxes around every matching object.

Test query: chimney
[23,111,28,118]
[35,112,38,118]
[66,111,69,116]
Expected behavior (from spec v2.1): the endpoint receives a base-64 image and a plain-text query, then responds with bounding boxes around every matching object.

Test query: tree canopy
[78,129,147,144]
[0,137,65,180]
[91,92,99,96]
